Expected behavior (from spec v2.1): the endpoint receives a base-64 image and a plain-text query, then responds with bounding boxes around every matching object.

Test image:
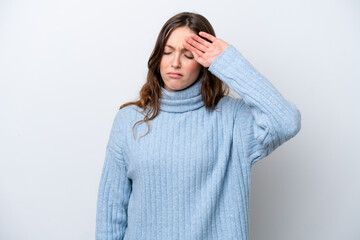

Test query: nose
[171,54,181,68]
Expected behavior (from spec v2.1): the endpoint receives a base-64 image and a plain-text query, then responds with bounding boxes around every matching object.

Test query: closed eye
[163,52,194,59]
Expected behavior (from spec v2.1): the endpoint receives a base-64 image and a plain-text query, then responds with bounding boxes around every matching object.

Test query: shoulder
[217,95,246,116]
[115,104,145,121]
[111,104,150,134]
[109,104,142,148]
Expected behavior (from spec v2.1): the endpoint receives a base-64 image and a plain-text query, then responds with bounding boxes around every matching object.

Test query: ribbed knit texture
[96,45,301,240]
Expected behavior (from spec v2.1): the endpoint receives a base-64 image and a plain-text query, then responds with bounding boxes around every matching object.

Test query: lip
[167,72,183,78]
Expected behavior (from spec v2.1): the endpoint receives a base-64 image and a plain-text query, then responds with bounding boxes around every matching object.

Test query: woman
[96,12,301,240]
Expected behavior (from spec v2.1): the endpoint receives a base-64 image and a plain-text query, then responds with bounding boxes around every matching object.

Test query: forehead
[165,26,194,48]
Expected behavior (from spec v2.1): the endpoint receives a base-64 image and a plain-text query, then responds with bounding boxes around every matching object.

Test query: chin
[164,81,188,91]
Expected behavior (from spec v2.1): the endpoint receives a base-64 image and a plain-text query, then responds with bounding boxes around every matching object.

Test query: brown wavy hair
[120,11,230,139]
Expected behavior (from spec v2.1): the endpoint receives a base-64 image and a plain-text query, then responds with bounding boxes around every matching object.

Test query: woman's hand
[183,31,230,68]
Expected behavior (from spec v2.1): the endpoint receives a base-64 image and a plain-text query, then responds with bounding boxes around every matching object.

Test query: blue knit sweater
[96,45,301,240]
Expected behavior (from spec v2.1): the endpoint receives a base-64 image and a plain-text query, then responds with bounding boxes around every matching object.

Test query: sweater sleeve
[208,45,301,167]
[96,110,132,239]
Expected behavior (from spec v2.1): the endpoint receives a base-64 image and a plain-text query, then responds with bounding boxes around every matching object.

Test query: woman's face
[159,26,202,92]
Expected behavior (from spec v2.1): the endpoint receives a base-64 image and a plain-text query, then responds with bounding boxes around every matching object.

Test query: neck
[159,76,204,113]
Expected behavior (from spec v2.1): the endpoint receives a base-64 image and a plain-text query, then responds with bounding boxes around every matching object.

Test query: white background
[1,0,359,239]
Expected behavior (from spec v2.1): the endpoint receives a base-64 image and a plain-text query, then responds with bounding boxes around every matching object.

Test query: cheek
[186,62,201,74]
[159,59,166,72]
[160,58,170,69]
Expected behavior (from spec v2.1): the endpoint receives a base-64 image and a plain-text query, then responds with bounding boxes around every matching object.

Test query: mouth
[167,72,183,78]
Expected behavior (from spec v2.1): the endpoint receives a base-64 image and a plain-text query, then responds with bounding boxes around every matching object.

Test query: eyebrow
[165,44,190,52]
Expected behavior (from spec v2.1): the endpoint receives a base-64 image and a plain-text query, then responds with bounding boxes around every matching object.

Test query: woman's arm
[184,33,301,167]
[208,45,301,167]
[96,111,132,239]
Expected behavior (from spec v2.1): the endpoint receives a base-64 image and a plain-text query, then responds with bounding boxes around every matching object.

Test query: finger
[199,31,217,43]
[183,41,204,58]
[189,33,212,48]
[185,35,208,53]
[190,50,205,67]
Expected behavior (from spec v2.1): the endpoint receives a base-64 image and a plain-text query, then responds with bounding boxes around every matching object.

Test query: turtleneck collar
[159,75,204,113]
